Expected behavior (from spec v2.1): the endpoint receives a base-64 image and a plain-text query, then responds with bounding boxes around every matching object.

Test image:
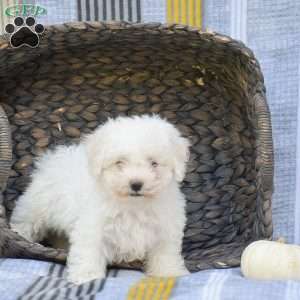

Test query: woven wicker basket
[0,22,273,272]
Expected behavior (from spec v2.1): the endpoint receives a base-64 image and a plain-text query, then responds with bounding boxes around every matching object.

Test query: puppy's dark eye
[116,161,123,166]
[151,161,158,167]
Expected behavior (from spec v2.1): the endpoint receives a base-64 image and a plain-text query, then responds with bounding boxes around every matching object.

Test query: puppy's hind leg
[10,221,39,243]
[10,197,46,243]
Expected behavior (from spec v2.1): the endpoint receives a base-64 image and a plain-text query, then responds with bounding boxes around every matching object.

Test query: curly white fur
[10,115,190,284]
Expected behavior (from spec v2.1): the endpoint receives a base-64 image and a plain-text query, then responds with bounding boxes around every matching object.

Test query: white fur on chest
[102,205,161,263]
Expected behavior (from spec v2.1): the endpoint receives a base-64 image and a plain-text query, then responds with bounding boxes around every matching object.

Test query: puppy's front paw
[67,267,105,285]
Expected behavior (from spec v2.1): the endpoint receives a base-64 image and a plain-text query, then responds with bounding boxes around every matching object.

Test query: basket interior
[0,23,272,271]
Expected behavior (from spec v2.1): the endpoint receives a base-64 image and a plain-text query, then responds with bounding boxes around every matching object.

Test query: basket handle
[0,104,12,195]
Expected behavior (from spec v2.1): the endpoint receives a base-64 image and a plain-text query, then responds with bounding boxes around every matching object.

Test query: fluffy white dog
[10,115,190,284]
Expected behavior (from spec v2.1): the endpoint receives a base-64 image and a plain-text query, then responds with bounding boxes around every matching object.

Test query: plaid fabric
[166,0,202,27]
[1,259,300,300]
[0,4,300,300]
[76,0,142,22]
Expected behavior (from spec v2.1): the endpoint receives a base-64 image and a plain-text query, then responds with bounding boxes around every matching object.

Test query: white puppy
[10,115,190,284]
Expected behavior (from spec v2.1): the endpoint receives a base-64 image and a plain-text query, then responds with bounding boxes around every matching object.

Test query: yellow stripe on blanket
[127,277,176,300]
[167,0,202,28]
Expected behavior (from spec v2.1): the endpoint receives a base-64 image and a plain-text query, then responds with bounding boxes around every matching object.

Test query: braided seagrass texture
[0,22,273,272]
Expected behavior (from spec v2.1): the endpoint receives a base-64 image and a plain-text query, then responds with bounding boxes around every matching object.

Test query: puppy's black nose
[130,181,143,192]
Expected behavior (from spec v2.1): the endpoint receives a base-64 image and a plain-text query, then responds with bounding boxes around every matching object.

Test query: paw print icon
[5,16,44,48]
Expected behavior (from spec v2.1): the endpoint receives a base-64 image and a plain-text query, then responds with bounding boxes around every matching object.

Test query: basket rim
[0,21,251,53]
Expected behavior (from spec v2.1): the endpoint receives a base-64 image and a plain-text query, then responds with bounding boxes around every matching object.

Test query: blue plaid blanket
[1,258,300,300]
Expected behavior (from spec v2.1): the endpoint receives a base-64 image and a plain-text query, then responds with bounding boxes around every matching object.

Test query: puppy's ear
[85,127,105,177]
[170,128,190,182]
